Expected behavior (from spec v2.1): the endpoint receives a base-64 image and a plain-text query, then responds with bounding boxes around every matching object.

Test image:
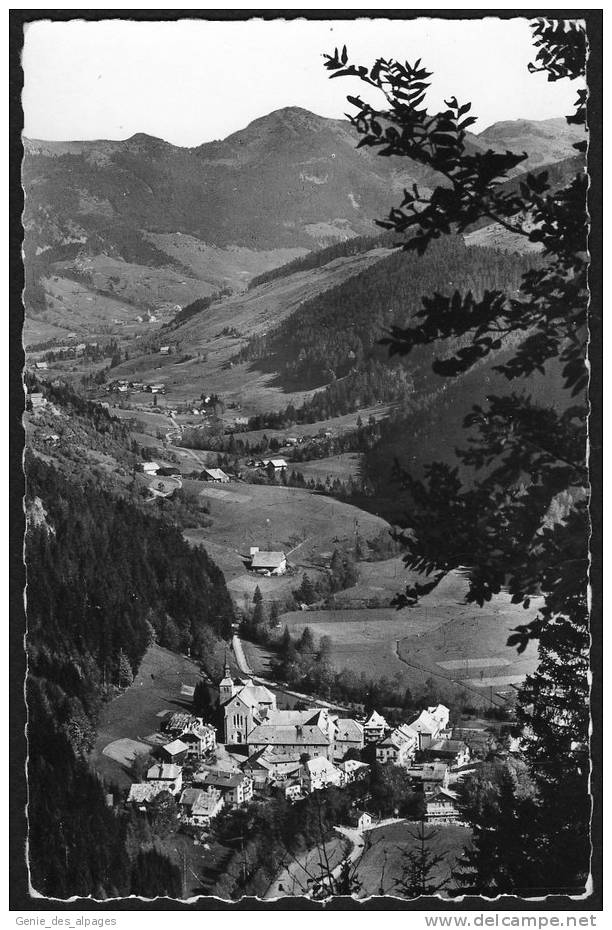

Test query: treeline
[25,456,234,897]
[237,236,537,389]
[247,229,395,289]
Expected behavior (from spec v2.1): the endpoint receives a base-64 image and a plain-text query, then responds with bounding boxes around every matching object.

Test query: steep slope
[22,108,584,341]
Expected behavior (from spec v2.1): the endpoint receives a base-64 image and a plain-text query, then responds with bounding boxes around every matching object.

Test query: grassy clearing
[356,821,471,898]
[294,453,362,484]
[265,836,350,899]
[181,482,388,605]
[398,573,541,693]
[89,644,210,788]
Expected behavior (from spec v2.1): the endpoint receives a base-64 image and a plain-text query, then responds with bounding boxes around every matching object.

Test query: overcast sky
[22,17,584,146]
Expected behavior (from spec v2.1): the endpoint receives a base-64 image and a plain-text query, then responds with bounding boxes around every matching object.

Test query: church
[219,659,277,744]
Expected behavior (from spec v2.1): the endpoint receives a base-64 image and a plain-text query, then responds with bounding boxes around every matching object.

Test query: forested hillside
[236,236,537,389]
[25,457,234,897]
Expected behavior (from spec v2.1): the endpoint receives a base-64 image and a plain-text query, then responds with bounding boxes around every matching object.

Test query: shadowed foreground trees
[325,17,590,895]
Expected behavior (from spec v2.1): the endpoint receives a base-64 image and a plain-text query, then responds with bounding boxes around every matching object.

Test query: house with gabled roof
[146,762,183,795]
[196,769,253,807]
[337,759,370,783]
[424,738,470,769]
[248,722,332,759]
[425,787,460,823]
[160,738,189,765]
[127,782,168,806]
[363,710,387,743]
[249,549,287,575]
[201,467,230,483]
[190,787,224,826]
[375,723,418,766]
[333,718,364,760]
[300,757,344,794]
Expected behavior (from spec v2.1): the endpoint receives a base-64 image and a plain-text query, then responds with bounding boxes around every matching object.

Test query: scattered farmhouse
[257,458,288,472]
[201,467,230,483]
[249,548,287,576]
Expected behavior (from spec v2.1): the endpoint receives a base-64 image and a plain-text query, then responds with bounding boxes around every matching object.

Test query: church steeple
[219,651,237,703]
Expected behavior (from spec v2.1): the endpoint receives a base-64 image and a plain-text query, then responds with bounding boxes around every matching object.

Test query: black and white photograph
[11,8,601,910]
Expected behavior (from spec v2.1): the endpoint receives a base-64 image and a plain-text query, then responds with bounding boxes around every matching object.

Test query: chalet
[160,738,189,765]
[146,762,183,795]
[300,757,344,794]
[201,467,230,483]
[375,723,418,766]
[159,346,170,355]
[35,361,49,370]
[425,788,460,823]
[424,739,470,769]
[337,759,370,783]
[196,769,254,807]
[249,549,287,576]
[257,458,288,472]
[345,809,373,832]
[142,461,160,476]
[363,710,387,744]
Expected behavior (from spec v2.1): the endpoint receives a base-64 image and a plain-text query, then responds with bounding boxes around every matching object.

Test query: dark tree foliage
[396,821,448,897]
[238,236,536,390]
[325,18,590,895]
[248,228,396,289]
[130,849,183,898]
[25,456,234,897]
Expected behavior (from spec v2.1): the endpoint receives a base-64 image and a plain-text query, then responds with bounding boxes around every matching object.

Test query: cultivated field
[272,570,541,706]
[356,821,472,898]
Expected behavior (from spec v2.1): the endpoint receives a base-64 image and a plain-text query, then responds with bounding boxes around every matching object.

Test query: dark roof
[198,770,246,789]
